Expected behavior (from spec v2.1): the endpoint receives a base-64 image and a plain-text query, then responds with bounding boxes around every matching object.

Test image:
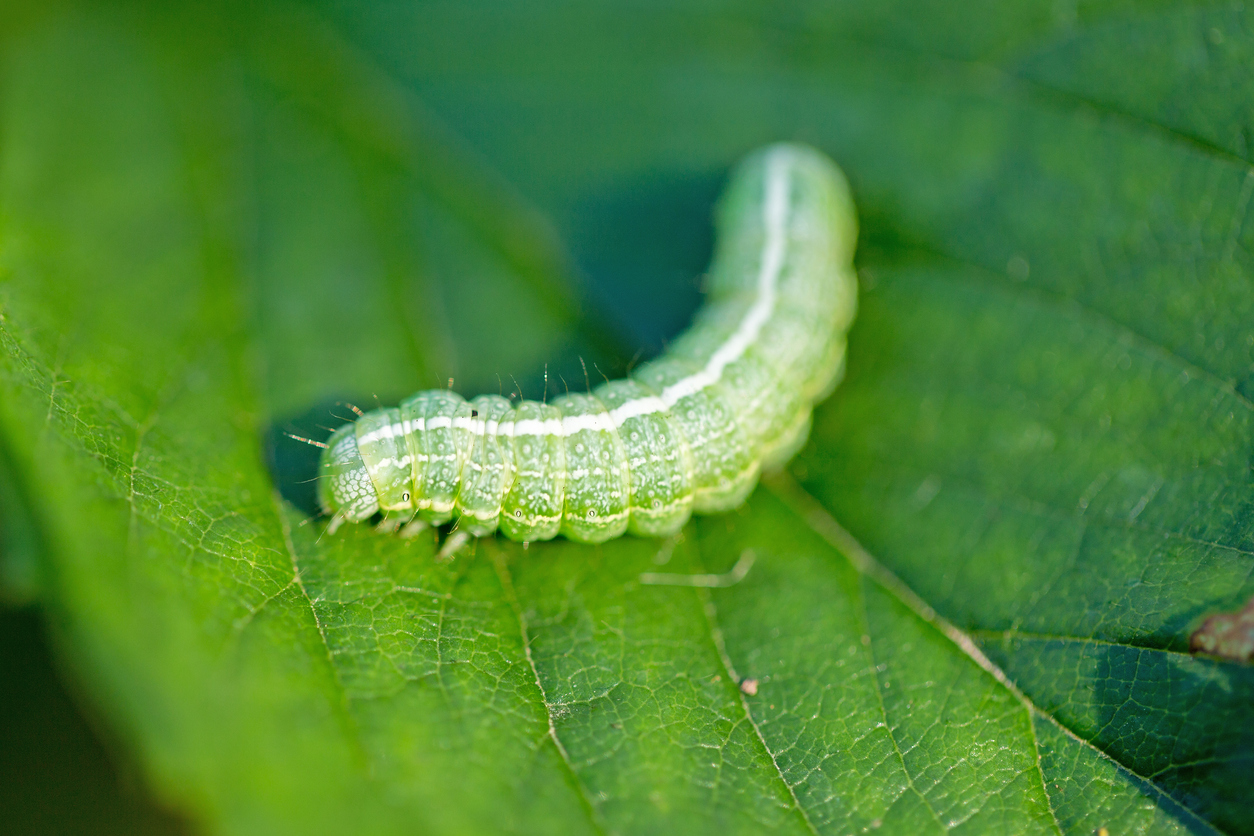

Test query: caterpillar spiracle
[319,143,858,544]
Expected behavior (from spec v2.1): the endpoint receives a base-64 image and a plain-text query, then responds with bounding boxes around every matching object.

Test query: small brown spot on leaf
[739,678,759,696]
[1190,596,1254,663]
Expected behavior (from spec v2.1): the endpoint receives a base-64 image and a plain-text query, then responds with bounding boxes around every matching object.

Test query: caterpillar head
[318,425,380,523]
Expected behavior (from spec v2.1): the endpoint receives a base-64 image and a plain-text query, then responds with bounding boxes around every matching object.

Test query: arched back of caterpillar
[319,143,858,544]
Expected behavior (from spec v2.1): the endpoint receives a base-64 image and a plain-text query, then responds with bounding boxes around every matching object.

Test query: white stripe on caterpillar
[319,142,858,544]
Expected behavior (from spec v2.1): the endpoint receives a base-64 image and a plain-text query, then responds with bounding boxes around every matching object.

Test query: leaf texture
[0,1,1250,833]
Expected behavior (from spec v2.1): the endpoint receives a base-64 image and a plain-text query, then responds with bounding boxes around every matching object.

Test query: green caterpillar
[319,143,858,544]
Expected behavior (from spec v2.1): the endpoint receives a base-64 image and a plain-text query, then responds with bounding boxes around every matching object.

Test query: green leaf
[1,1,1250,834]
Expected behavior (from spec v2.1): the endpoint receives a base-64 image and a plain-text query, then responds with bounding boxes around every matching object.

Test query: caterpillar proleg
[319,143,858,543]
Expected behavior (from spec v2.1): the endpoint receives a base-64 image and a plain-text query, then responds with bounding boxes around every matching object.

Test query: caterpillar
[318,143,858,544]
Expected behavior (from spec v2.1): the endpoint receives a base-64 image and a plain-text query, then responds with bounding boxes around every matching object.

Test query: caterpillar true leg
[375,514,404,534]
[398,517,430,539]
[437,530,473,562]
[323,512,346,537]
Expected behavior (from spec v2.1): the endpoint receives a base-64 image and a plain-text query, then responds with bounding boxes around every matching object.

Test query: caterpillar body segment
[318,142,859,544]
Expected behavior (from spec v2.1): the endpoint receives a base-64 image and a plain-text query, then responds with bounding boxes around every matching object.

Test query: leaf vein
[488,544,608,835]
[769,472,1227,836]
[691,546,821,835]
[854,573,950,830]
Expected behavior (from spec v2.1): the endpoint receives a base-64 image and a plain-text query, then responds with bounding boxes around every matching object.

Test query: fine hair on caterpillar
[319,142,859,544]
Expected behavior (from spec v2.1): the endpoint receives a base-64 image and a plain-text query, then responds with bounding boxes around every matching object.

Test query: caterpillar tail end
[318,425,380,523]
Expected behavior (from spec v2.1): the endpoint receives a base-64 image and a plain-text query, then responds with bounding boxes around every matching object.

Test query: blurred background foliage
[1,0,1253,834]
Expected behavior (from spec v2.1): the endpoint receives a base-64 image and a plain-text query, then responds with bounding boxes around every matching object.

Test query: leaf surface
[0,1,1250,834]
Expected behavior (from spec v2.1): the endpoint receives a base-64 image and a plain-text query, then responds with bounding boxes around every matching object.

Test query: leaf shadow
[1088,642,1254,835]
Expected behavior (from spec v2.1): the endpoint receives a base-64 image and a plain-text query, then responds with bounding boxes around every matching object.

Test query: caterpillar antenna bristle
[284,431,329,449]
[338,401,366,417]
[625,348,644,374]
[579,356,591,392]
